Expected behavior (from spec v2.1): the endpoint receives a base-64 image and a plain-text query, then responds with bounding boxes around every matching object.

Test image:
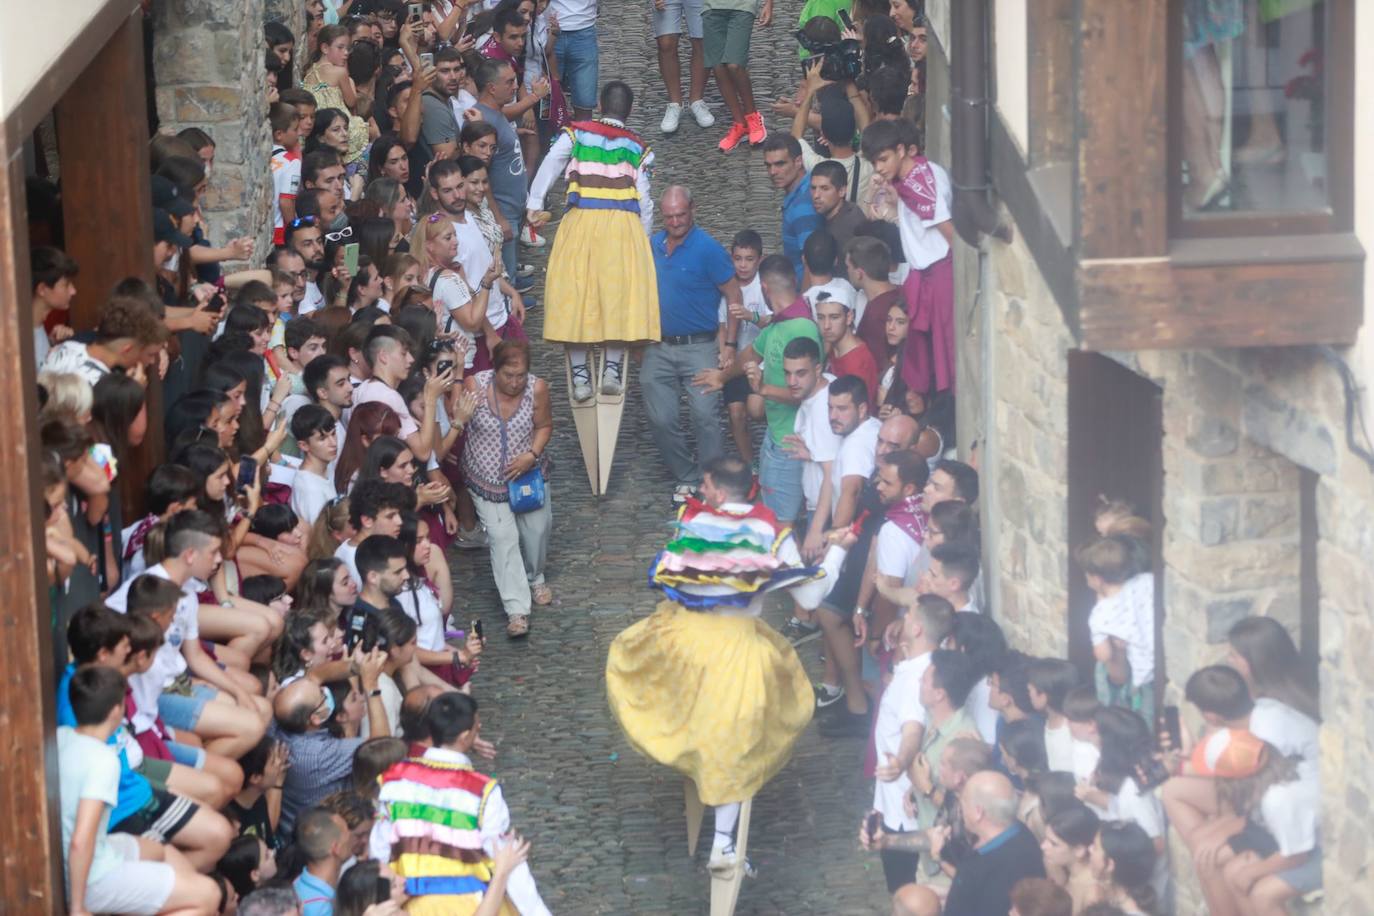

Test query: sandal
[532,583,553,606]
[506,615,530,638]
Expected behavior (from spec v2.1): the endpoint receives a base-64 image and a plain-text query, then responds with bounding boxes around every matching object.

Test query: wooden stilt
[565,351,599,494]
[709,797,752,916]
[684,778,705,857]
[564,348,627,496]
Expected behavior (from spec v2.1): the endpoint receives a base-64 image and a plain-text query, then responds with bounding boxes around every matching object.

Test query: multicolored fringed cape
[378,754,498,909]
[562,120,649,214]
[648,498,821,608]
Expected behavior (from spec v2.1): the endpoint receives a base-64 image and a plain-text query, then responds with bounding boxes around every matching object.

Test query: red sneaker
[746,111,767,145]
[718,122,748,152]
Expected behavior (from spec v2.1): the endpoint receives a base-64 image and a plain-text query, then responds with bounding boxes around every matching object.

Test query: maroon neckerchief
[773,296,813,322]
[884,494,929,544]
[894,157,937,221]
[123,513,159,563]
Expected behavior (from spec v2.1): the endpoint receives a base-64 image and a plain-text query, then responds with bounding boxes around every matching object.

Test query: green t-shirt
[797,0,851,57]
[752,317,823,445]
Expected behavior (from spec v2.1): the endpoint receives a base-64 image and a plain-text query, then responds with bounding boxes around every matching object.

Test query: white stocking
[712,802,741,850]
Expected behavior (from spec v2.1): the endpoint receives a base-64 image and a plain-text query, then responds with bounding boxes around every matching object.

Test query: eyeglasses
[289,215,319,228]
[325,225,354,242]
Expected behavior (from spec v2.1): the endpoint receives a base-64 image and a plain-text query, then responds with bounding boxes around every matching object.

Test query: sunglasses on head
[289,215,319,228]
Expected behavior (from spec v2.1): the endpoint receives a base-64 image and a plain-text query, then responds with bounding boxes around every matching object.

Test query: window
[1169,0,1353,236]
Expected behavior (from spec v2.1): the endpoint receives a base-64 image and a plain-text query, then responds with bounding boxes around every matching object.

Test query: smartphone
[236,456,258,493]
[206,290,227,313]
[1160,705,1182,751]
[419,51,435,69]
[1137,753,1172,791]
[471,618,485,645]
[407,1,424,20]
[838,8,854,30]
[343,242,360,276]
[436,358,455,376]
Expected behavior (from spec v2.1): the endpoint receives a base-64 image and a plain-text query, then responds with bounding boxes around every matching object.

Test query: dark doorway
[1066,352,1164,686]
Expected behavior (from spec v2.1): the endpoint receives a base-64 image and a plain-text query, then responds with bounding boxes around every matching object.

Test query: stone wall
[152,0,275,256]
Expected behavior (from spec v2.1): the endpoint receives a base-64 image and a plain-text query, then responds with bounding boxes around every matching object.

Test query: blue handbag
[493,382,546,513]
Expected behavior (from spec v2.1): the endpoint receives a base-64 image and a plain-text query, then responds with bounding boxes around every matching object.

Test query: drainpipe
[950,0,1011,246]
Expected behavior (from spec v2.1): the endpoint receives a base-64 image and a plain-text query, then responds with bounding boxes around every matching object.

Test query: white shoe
[600,359,623,396]
[519,223,546,248]
[708,845,756,878]
[571,363,594,402]
[660,102,683,134]
[689,99,716,128]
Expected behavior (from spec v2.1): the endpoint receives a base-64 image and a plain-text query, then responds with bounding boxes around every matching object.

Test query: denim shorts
[651,0,703,39]
[759,433,804,523]
[168,739,207,769]
[554,25,600,111]
[157,684,217,731]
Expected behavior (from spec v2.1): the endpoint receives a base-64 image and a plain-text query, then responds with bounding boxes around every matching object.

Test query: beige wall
[993,0,1029,156]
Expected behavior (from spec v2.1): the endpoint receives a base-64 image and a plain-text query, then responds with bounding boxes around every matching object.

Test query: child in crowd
[718,229,770,468]
[1025,657,1082,773]
[1076,534,1156,724]
[270,102,304,245]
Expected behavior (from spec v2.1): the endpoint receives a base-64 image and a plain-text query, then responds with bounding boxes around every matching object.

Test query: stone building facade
[151,0,278,256]
[924,2,1374,911]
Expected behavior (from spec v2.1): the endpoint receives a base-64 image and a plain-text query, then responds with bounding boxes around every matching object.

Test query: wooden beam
[55,10,153,330]
[0,109,66,916]
[55,10,163,516]
[1075,0,1167,259]
[1078,255,1363,350]
[1027,0,1074,164]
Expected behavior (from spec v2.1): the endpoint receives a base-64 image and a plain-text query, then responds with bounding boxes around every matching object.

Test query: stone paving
[448,2,892,910]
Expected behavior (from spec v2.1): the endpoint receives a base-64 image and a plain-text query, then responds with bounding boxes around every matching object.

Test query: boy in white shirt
[1076,535,1156,725]
[1025,657,1082,773]
[289,404,340,527]
[60,666,219,914]
[718,230,771,467]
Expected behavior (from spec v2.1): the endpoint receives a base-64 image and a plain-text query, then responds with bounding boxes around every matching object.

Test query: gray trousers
[640,340,724,486]
[472,489,552,618]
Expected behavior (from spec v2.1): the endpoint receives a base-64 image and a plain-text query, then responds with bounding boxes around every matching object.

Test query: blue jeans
[555,25,600,111]
[641,340,723,485]
[157,684,217,731]
[759,432,804,523]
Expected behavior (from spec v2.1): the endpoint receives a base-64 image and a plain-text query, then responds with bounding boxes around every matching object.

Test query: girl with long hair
[334,401,402,492]
[1041,802,1101,911]
[1089,822,1161,916]
[395,512,480,686]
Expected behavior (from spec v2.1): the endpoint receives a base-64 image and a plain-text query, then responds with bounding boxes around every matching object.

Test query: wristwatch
[369,688,383,698]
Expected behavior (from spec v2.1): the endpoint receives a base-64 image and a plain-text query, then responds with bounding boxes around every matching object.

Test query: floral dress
[302,62,371,165]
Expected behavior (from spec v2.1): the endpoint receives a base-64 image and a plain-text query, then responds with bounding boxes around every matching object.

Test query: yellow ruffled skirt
[542,208,661,345]
[606,601,814,806]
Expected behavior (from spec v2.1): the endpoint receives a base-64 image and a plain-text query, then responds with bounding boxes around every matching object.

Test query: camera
[794,30,862,84]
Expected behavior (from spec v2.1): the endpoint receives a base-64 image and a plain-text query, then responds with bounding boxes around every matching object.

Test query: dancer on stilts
[525,79,659,404]
[605,455,848,914]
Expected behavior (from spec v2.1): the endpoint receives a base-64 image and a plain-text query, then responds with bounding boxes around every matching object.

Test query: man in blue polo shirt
[646,185,744,502]
[761,134,824,282]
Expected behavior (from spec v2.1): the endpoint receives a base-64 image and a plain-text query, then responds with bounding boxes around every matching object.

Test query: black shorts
[818,520,880,620]
[110,788,199,844]
[723,374,753,405]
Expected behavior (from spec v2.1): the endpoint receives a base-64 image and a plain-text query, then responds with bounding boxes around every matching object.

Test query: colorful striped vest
[563,119,648,215]
[378,754,498,904]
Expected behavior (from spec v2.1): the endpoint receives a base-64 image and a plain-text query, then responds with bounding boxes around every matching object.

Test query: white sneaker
[689,99,716,128]
[660,102,683,134]
[519,223,546,248]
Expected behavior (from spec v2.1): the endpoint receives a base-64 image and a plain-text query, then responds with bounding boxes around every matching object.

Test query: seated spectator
[1039,802,1100,911]
[1010,877,1073,916]
[291,805,353,915]
[333,478,414,584]
[240,885,306,916]
[334,860,408,914]
[1089,823,1160,916]
[218,833,279,900]
[274,648,389,837]
[291,403,342,525]
[227,736,290,851]
[59,666,221,914]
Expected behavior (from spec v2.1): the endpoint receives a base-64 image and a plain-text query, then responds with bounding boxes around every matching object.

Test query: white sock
[712,803,741,851]
[568,348,590,383]
[603,346,625,379]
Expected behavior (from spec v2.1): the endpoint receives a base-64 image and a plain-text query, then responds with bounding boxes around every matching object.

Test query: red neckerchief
[895,157,937,221]
[884,494,928,543]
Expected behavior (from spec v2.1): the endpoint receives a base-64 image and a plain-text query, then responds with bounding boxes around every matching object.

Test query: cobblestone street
[448,1,892,911]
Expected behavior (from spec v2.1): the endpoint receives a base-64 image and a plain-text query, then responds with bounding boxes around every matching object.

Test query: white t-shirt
[896,160,953,270]
[1249,697,1320,781]
[360,672,404,739]
[718,274,769,353]
[1087,572,1155,687]
[290,468,337,527]
[549,0,598,32]
[874,520,929,586]
[41,341,110,387]
[448,88,479,126]
[106,565,202,732]
[427,267,478,369]
[354,379,420,439]
[398,581,446,653]
[1045,720,1074,772]
[795,375,840,512]
[1110,776,1166,840]
[57,728,123,888]
[873,651,931,830]
[451,216,505,327]
[271,146,301,238]
[300,281,326,315]
[966,676,998,744]
[830,416,881,518]
[1256,774,1321,856]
